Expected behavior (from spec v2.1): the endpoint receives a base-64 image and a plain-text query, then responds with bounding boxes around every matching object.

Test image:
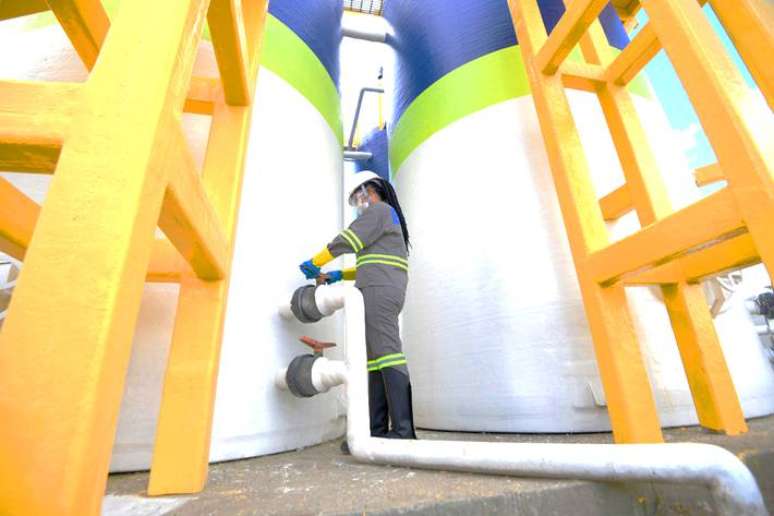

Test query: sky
[633,5,763,170]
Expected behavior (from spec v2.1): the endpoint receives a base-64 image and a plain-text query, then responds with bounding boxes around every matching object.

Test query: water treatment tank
[0,0,346,471]
[383,0,774,433]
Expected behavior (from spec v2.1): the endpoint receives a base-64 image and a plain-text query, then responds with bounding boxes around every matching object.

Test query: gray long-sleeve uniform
[327,201,409,375]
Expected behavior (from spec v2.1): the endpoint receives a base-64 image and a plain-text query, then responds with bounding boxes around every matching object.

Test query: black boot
[381,367,417,439]
[369,371,390,437]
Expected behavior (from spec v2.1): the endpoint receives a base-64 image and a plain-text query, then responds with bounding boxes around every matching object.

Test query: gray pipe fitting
[290,285,324,323]
[285,354,320,398]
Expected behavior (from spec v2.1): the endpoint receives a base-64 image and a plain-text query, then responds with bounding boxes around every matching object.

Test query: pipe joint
[290,285,324,323]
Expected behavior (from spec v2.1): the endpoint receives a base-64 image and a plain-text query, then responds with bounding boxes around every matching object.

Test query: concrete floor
[106,415,774,515]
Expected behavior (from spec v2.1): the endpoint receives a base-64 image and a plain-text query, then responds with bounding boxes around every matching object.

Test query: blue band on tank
[269,0,343,87]
[354,127,390,181]
[385,0,630,124]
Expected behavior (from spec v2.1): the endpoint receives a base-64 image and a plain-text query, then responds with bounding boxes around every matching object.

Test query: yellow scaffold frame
[508,0,773,443]
[0,0,268,514]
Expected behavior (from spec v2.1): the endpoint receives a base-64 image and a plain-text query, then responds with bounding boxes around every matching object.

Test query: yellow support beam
[641,0,774,283]
[185,76,219,115]
[0,1,210,514]
[45,0,110,71]
[694,163,725,187]
[625,233,759,285]
[0,81,81,173]
[604,24,659,86]
[662,282,747,433]
[599,185,633,221]
[706,0,774,110]
[509,0,663,444]
[0,0,49,21]
[207,0,250,105]
[534,0,610,74]
[147,239,188,283]
[160,128,229,281]
[560,61,605,92]
[149,1,268,494]
[582,20,746,435]
[0,175,186,283]
[587,188,745,286]
[0,178,39,260]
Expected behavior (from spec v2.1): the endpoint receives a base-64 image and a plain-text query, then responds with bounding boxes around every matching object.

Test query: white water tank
[384,0,774,433]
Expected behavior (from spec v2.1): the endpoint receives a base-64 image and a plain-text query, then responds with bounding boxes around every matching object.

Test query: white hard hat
[345,170,382,205]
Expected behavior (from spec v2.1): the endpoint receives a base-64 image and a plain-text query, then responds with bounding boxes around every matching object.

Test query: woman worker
[299,171,416,449]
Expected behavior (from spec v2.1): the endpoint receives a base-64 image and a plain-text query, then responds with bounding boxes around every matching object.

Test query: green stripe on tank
[260,15,343,144]
[390,45,651,174]
[390,46,530,174]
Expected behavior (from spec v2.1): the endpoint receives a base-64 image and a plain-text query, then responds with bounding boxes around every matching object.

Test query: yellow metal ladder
[508,0,773,443]
[0,1,268,513]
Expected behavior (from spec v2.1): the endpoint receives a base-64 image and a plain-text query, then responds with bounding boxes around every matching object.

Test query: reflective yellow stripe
[356,253,408,265]
[368,353,405,365]
[356,259,409,272]
[339,230,359,252]
[344,229,364,251]
[367,353,407,371]
[377,359,407,370]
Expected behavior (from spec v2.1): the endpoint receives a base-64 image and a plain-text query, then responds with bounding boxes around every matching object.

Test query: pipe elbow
[692,444,767,515]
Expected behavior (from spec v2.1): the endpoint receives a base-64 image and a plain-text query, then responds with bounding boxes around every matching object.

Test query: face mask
[353,186,371,215]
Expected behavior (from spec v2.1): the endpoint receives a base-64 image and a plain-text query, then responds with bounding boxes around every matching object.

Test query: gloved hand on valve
[324,270,343,284]
[299,259,321,279]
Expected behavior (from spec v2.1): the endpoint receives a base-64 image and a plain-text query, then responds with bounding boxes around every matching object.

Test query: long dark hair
[368,179,411,252]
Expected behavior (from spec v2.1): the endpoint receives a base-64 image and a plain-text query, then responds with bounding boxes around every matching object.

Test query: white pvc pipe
[341,25,388,43]
[279,285,768,516]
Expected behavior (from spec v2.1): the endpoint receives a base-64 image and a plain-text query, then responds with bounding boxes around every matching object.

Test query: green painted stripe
[390,44,651,174]
[260,15,343,144]
[390,46,529,174]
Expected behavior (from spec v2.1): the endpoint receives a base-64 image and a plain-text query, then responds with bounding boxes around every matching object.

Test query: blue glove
[325,270,343,284]
[299,259,321,279]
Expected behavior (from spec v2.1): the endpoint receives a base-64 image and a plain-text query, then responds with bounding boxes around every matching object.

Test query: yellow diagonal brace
[642,0,774,282]
[0,0,48,20]
[160,127,228,281]
[663,283,747,433]
[45,0,109,70]
[0,0,210,514]
[208,0,250,105]
[0,178,39,260]
[534,0,610,74]
[509,0,662,444]
[707,0,774,110]
[587,189,745,285]
[149,1,267,494]
[604,24,659,86]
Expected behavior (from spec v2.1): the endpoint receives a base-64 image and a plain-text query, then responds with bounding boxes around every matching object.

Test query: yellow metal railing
[0,0,268,514]
[508,0,773,444]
